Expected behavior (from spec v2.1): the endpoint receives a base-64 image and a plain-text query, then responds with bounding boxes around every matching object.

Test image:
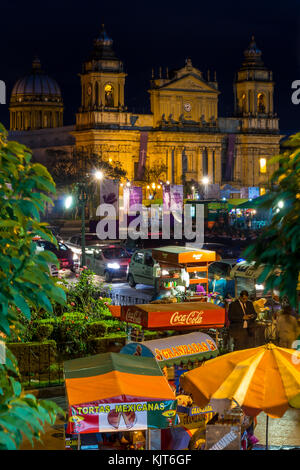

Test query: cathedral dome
[11,58,62,102]
[9,58,63,131]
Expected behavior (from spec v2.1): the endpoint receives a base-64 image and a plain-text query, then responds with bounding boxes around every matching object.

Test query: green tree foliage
[0,124,66,449]
[243,133,300,311]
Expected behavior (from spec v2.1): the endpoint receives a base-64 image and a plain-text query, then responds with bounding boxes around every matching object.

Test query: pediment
[158,74,219,94]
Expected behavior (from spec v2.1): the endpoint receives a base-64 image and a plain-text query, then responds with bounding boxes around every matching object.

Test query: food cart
[120,331,219,450]
[120,332,219,390]
[108,300,225,347]
[64,352,177,450]
[151,246,217,296]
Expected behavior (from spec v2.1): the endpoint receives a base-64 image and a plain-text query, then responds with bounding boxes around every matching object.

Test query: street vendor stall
[64,352,177,450]
[120,332,219,450]
[118,301,225,331]
[151,246,217,296]
[120,332,219,391]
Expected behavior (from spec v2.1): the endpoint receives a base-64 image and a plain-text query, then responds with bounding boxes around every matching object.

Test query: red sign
[121,302,225,330]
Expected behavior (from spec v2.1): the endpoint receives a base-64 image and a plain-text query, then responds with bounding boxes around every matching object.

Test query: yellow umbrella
[180,343,300,419]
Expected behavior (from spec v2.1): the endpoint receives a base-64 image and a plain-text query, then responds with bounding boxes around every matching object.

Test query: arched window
[257,93,266,113]
[241,93,246,113]
[104,84,114,107]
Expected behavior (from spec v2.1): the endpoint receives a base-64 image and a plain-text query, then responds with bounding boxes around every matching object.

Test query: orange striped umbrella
[180,343,300,418]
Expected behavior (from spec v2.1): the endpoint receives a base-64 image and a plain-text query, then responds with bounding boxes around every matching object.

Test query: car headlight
[107,263,120,270]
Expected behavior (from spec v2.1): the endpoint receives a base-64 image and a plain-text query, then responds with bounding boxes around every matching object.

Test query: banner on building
[163,185,171,211]
[170,185,183,212]
[129,186,143,209]
[248,187,260,200]
[206,184,220,200]
[100,179,119,214]
[136,132,148,180]
[240,187,248,199]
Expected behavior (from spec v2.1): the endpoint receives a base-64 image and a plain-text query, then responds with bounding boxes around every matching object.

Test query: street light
[201,176,209,199]
[95,170,104,180]
[78,170,105,267]
[64,195,73,210]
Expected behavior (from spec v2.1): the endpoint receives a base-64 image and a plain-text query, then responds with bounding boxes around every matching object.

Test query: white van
[127,250,160,287]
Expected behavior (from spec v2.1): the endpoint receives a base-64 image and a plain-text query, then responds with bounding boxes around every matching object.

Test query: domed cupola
[240,36,266,71]
[10,57,63,131]
[83,24,124,74]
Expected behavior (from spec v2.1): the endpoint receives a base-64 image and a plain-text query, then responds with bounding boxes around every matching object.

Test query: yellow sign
[162,410,177,418]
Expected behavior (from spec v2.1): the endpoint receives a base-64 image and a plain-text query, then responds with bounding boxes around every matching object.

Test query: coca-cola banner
[121,302,225,330]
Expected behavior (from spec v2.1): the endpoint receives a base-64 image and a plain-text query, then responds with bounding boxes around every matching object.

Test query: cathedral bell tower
[78,25,126,117]
[234,36,274,118]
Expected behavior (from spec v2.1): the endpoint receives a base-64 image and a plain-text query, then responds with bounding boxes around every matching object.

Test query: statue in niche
[257,93,266,113]
[104,84,114,107]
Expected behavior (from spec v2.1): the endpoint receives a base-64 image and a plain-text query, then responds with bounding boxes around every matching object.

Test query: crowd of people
[225,290,299,351]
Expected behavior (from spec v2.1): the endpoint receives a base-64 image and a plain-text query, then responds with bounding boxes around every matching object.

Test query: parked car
[124,237,185,256]
[34,238,78,272]
[85,244,131,282]
[127,249,160,288]
[65,233,124,253]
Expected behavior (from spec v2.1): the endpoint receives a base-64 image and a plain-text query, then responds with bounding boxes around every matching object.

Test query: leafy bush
[33,323,54,342]
[0,124,66,449]
[86,321,107,337]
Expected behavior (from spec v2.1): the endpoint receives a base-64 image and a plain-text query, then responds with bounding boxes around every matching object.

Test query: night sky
[1,0,300,135]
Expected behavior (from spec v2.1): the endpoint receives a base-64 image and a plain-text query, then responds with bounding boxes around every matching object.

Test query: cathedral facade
[9,27,282,194]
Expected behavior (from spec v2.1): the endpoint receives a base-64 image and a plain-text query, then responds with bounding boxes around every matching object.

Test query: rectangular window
[259,158,267,174]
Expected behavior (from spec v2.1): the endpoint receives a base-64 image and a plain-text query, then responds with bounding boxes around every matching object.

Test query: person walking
[228,290,257,350]
[276,305,298,349]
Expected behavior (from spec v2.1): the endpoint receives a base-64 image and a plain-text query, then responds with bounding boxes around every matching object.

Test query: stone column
[214,147,222,184]
[207,148,214,183]
[166,147,173,183]
[175,147,183,184]
[253,148,260,187]
[197,147,203,181]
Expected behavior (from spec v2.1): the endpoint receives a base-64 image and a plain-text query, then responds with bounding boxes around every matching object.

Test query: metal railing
[104,291,150,306]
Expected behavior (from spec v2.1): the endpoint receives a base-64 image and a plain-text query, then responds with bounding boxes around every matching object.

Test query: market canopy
[180,343,300,419]
[120,332,219,367]
[64,352,177,434]
[119,302,225,330]
[152,246,216,265]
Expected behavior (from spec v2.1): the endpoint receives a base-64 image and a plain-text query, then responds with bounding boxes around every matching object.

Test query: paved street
[60,269,154,303]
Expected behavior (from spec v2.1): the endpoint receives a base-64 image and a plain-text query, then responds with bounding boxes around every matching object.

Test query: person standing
[228,290,257,350]
[276,305,298,349]
[209,273,227,298]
